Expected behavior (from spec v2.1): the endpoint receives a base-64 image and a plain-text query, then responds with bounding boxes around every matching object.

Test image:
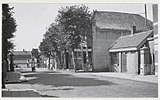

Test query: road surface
[6,68,158,98]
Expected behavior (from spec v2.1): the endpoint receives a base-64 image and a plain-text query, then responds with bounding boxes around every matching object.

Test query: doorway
[121,52,127,72]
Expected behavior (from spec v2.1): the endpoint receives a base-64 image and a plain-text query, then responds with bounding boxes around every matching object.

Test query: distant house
[92,11,153,72]
[13,50,32,68]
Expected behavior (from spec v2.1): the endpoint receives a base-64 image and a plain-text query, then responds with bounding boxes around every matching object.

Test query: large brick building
[92,11,153,72]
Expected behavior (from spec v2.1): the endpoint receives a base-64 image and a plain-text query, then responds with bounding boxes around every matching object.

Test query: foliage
[55,4,92,49]
[31,48,40,59]
[39,38,52,58]
[2,4,17,60]
[39,23,62,58]
[39,4,93,70]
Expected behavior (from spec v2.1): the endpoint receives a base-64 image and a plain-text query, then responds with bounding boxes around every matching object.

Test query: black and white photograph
[1,1,159,99]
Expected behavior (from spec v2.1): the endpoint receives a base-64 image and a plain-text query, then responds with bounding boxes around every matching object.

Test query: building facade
[153,4,158,75]
[109,30,153,75]
[92,11,153,72]
[13,50,32,68]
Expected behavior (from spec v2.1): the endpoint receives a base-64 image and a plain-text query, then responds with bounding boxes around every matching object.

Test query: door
[121,52,127,72]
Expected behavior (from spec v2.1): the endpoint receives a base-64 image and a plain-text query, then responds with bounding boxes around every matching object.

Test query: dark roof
[109,30,153,50]
[93,11,153,31]
[13,51,31,55]
[14,60,29,64]
[13,51,31,60]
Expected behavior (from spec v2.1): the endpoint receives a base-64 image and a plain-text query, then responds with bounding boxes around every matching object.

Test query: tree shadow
[41,94,59,97]
[22,71,118,87]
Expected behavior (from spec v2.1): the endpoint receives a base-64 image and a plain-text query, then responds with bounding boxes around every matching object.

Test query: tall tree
[31,48,40,67]
[2,4,17,61]
[39,23,62,69]
[55,4,92,71]
[2,4,17,88]
[39,38,52,68]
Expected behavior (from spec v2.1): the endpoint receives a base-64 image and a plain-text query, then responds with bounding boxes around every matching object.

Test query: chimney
[131,26,136,35]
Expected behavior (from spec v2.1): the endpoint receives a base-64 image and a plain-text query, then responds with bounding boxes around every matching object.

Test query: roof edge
[109,47,137,52]
[109,30,153,51]
[137,30,153,49]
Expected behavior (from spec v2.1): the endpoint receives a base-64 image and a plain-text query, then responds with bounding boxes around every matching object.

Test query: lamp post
[10,51,14,71]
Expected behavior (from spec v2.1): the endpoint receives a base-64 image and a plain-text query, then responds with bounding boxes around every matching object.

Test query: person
[31,58,35,72]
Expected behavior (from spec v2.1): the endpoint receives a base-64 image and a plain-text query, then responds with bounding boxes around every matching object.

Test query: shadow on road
[41,94,59,97]
[22,71,117,87]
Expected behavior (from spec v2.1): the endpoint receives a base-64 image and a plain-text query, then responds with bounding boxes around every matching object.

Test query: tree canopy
[39,4,93,70]
[55,4,92,49]
[2,4,17,60]
[39,23,62,58]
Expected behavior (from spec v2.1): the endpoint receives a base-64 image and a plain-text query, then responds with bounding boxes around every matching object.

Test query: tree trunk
[76,49,78,70]
[54,52,57,70]
[71,49,76,72]
[48,56,50,69]
[86,41,89,71]
[81,45,84,70]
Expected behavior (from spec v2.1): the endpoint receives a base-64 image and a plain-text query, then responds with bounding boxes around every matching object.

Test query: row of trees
[39,4,92,70]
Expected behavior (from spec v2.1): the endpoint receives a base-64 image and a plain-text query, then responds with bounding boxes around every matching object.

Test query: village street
[5,68,158,98]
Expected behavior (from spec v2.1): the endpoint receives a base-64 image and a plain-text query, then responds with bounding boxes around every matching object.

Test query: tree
[31,48,40,67]
[39,38,52,68]
[39,23,62,69]
[2,4,17,61]
[2,4,17,88]
[55,4,92,71]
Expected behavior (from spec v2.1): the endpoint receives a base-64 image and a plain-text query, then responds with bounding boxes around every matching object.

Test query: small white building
[13,50,32,68]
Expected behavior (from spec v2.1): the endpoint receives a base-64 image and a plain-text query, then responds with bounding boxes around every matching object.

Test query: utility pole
[145,4,147,26]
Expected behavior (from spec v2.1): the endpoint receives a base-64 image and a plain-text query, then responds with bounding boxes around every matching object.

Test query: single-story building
[13,50,32,68]
[109,30,154,75]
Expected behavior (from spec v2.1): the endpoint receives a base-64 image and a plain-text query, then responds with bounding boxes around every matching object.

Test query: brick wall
[92,26,130,71]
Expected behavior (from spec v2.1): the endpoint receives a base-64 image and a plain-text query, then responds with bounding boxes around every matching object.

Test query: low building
[13,50,32,68]
[109,30,154,75]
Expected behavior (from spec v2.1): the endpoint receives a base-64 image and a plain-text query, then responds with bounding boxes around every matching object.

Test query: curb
[90,74,158,84]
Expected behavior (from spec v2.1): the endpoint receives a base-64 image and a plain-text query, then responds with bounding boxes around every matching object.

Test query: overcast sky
[9,3,153,51]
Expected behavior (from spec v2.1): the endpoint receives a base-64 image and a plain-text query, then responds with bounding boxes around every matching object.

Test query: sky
[9,3,153,51]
